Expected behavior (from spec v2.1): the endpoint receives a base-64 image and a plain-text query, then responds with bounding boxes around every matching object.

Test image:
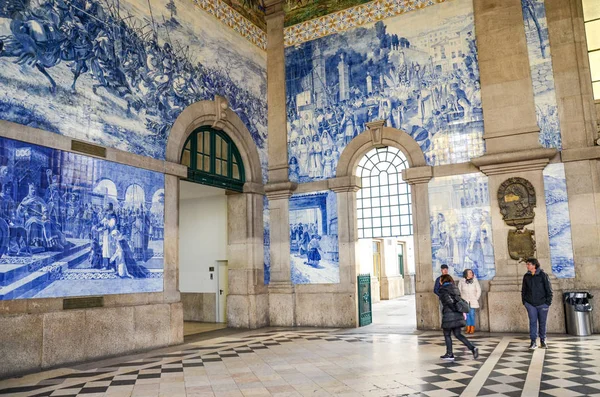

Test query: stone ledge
[561,146,600,162]
[264,182,298,200]
[402,166,433,185]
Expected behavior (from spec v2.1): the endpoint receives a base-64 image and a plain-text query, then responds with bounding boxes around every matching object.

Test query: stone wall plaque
[498,177,536,229]
[508,229,536,260]
[63,296,104,310]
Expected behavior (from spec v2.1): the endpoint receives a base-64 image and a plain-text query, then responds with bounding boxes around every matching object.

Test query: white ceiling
[180,180,226,200]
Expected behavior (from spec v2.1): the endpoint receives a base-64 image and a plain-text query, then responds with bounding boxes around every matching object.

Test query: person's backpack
[455,297,471,313]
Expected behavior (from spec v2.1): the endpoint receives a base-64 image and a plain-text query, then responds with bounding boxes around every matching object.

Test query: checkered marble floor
[1,329,600,397]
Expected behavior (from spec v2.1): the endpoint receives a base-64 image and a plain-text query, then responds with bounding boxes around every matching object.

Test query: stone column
[402,166,436,329]
[163,174,183,343]
[265,0,288,184]
[264,0,298,326]
[474,0,541,153]
[329,176,362,327]
[227,186,269,329]
[265,183,296,326]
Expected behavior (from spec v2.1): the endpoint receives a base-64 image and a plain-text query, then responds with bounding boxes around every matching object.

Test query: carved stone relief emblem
[498,177,537,260]
[497,177,536,230]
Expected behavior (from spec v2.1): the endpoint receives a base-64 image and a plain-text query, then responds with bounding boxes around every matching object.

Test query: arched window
[356,146,412,238]
[180,127,245,192]
[583,0,600,99]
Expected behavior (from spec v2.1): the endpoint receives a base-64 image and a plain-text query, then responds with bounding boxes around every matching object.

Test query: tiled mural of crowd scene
[0,0,268,177]
[289,191,339,284]
[428,173,495,281]
[521,0,562,149]
[285,0,484,183]
[543,164,575,278]
[0,137,164,300]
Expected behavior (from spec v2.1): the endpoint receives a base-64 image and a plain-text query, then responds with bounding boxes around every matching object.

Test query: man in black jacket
[522,258,553,350]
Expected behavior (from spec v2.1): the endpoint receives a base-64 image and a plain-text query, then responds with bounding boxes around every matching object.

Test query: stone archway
[335,121,439,330]
[166,96,268,329]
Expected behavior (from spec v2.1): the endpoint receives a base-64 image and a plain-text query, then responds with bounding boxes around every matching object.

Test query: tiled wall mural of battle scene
[0,0,268,175]
[285,0,484,183]
[521,0,562,149]
[428,173,495,281]
[0,137,165,300]
[289,191,339,284]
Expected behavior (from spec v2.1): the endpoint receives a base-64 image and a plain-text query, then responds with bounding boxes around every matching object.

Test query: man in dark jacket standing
[522,258,553,350]
[434,264,449,296]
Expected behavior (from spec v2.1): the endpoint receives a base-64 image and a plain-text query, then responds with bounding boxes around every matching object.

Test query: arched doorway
[336,122,435,330]
[355,146,416,327]
[166,97,267,332]
[178,126,246,335]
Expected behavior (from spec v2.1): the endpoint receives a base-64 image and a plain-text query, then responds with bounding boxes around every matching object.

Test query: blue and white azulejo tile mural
[0,0,268,176]
[289,191,339,284]
[0,136,164,300]
[286,0,484,183]
[521,0,562,149]
[543,163,574,278]
[428,173,495,281]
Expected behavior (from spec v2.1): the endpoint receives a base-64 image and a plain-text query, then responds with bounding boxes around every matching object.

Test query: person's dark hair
[526,258,540,269]
[440,264,449,270]
[440,274,454,284]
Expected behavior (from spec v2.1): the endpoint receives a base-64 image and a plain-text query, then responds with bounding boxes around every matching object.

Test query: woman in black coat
[438,274,479,361]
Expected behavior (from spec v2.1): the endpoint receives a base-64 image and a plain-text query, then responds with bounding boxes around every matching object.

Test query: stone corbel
[402,166,433,185]
[328,176,361,193]
[264,0,284,17]
[366,120,386,147]
[264,181,297,200]
[471,148,558,176]
[242,182,265,195]
[212,95,228,129]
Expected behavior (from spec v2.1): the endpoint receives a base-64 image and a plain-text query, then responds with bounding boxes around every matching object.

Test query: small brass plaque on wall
[508,229,536,260]
[63,296,104,310]
[71,140,107,158]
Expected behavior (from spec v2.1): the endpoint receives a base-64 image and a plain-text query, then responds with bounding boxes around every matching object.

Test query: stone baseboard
[0,302,183,380]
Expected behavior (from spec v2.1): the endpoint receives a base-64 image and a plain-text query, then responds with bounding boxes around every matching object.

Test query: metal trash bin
[564,292,594,336]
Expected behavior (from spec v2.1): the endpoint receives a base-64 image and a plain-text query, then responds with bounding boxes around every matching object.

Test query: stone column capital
[264,181,297,200]
[264,0,284,17]
[471,148,558,176]
[402,166,433,185]
[242,182,265,195]
[328,176,361,193]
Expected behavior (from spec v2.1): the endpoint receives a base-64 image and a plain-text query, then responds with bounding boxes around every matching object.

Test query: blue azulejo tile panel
[543,163,574,278]
[263,196,270,285]
[521,0,562,149]
[286,0,484,183]
[0,0,268,179]
[0,137,164,300]
[289,191,339,284]
[428,173,495,281]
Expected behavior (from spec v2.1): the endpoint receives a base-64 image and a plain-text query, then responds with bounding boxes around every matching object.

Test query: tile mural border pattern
[193,0,267,50]
[283,0,452,47]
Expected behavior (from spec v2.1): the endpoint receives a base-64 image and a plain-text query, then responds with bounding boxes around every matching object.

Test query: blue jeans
[466,308,476,326]
[525,302,549,341]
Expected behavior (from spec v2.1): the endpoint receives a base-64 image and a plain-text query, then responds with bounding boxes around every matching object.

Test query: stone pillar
[265,0,288,183]
[265,183,296,326]
[402,166,436,329]
[163,174,183,343]
[227,187,269,329]
[329,176,362,327]
[474,0,542,153]
[472,153,565,333]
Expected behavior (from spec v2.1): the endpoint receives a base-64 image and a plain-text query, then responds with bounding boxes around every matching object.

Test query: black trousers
[443,327,475,354]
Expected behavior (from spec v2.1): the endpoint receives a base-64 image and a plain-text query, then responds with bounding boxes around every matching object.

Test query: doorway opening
[178,127,244,336]
[355,146,416,330]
